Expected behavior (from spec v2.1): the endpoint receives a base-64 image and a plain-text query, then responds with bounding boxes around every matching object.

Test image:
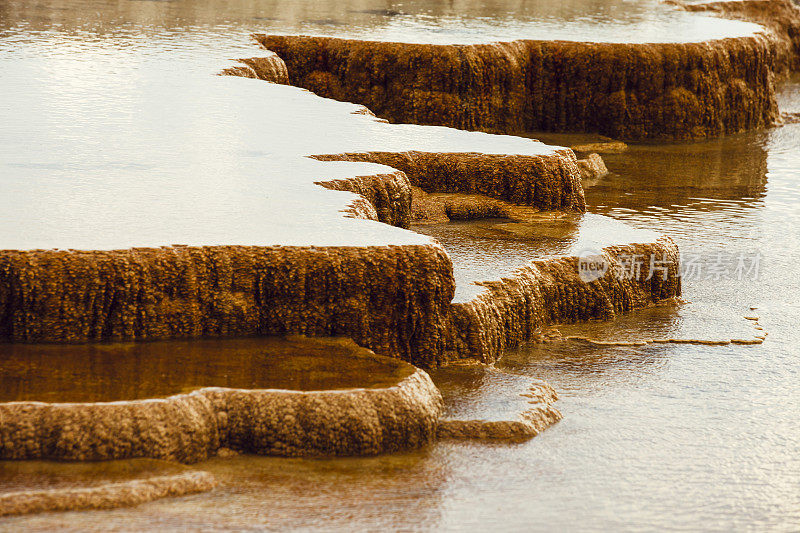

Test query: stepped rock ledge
[255,0,799,141]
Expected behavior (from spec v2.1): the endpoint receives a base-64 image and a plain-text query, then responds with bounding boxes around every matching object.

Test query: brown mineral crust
[676,0,800,73]
[410,186,451,225]
[421,192,517,222]
[409,188,545,224]
[0,356,442,462]
[0,471,217,517]
[448,237,682,362]
[576,153,609,181]
[219,54,290,84]
[257,34,779,141]
[315,168,413,228]
[209,367,443,457]
[436,379,562,440]
[311,149,587,211]
[338,195,381,222]
[0,243,455,368]
[0,393,221,463]
[436,405,563,440]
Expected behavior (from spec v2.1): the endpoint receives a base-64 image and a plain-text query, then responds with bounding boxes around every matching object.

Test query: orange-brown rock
[409,188,546,224]
[219,53,289,83]
[257,34,779,141]
[576,153,609,182]
[316,168,413,227]
[0,472,218,517]
[410,186,451,225]
[448,237,682,362]
[676,0,800,73]
[0,346,443,462]
[437,377,561,440]
[0,244,454,368]
[311,149,586,211]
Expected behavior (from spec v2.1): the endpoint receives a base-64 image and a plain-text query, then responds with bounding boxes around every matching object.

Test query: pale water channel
[1,1,798,531]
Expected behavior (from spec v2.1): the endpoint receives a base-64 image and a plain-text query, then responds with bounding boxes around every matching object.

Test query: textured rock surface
[311,148,586,211]
[0,471,217,517]
[0,393,220,463]
[410,188,547,225]
[257,33,779,141]
[448,237,682,362]
[437,379,562,440]
[676,0,800,73]
[213,368,442,456]
[316,168,413,228]
[437,405,562,440]
[0,244,454,368]
[0,346,442,462]
[219,53,289,83]
[576,153,609,181]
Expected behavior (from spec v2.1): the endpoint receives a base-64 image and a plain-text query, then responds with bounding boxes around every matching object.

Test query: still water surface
[0,337,410,402]
[1,1,798,531]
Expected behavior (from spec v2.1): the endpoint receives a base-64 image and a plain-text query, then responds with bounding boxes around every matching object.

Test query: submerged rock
[576,153,610,181]
[0,471,217,517]
[436,374,562,441]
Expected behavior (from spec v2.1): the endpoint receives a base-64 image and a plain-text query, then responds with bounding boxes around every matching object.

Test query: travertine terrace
[0,471,218,517]
[4,0,751,488]
[0,74,600,368]
[0,338,443,462]
[675,0,800,73]
[256,1,800,140]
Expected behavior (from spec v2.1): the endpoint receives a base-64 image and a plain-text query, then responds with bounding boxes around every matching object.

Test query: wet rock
[781,111,800,124]
[257,33,780,141]
[220,53,289,84]
[571,141,628,154]
[0,471,217,517]
[576,153,609,181]
[447,237,682,362]
[410,189,529,224]
[216,447,239,458]
[316,168,412,227]
[410,186,451,225]
[0,244,456,368]
[216,367,442,457]
[311,148,586,212]
[0,349,443,461]
[676,0,800,74]
[437,380,561,440]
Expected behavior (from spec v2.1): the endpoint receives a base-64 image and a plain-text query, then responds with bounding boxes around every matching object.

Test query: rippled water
[1,1,799,531]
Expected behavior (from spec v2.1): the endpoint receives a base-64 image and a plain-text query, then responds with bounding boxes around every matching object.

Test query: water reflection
[0,337,409,402]
[591,135,769,207]
[193,450,449,530]
[430,365,539,420]
[0,0,760,44]
[1,1,799,530]
[414,212,660,301]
